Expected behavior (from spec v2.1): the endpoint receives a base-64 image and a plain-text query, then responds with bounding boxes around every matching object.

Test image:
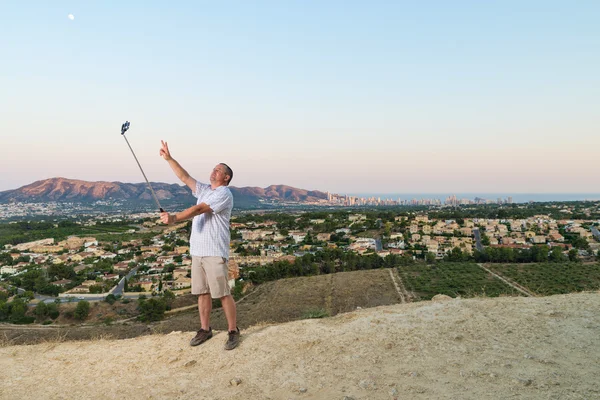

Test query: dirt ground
[1,291,598,399]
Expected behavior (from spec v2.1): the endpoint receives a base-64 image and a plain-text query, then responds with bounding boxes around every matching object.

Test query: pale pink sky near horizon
[1,2,599,194]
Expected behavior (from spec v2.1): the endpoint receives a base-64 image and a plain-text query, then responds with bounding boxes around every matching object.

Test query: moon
[68,14,75,20]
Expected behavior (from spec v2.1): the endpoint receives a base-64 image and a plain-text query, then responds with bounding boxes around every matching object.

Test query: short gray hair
[220,163,233,185]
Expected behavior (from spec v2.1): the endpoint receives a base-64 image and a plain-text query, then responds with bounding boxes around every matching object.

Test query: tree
[9,298,27,323]
[162,290,175,310]
[74,301,90,321]
[138,298,166,322]
[104,294,117,305]
[35,302,48,320]
[568,249,579,262]
[47,302,60,319]
[549,247,566,262]
[89,285,104,294]
[0,301,9,321]
[0,252,13,266]
[446,247,466,262]
[426,252,437,264]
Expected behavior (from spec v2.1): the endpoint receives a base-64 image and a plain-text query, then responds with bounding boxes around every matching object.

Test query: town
[1,201,599,311]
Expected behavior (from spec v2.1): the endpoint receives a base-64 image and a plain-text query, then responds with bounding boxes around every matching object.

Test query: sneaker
[190,328,213,346]
[224,327,240,350]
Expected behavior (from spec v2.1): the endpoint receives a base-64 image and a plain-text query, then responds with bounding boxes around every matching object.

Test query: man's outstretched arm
[160,203,212,225]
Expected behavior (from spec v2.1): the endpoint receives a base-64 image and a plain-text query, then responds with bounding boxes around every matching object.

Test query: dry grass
[155,268,404,334]
[2,269,404,344]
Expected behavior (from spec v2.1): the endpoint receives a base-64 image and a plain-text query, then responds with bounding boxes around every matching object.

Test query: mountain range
[0,178,327,207]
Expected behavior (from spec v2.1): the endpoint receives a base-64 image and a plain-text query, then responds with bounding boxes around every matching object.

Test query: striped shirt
[189,182,233,259]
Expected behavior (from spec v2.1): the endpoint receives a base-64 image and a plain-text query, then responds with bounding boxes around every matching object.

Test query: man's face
[210,164,229,186]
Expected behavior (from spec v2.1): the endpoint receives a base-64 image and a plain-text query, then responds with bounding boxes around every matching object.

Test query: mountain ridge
[0,177,328,205]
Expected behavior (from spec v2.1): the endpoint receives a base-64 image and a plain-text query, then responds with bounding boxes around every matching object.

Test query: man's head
[210,163,233,187]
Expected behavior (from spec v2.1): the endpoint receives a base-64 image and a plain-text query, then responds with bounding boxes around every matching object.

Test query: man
[159,140,239,350]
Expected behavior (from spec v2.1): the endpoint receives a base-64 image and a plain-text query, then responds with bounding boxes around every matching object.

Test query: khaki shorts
[191,256,231,299]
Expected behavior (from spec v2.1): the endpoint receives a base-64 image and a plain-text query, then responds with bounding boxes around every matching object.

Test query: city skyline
[2,175,599,205]
[1,1,599,193]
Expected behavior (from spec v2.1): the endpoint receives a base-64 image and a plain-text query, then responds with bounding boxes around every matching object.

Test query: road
[473,227,484,252]
[112,267,139,296]
[9,266,143,306]
[375,238,383,252]
[43,292,145,304]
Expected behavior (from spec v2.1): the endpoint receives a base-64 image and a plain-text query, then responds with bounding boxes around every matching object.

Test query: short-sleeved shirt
[189,182,234,259]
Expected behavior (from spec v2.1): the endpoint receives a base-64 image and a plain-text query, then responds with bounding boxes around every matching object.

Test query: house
[85,245,99,253]
[316,233,332,242]
[30,245,64,253]
[548,231,564,242]
[290,232,307,243]
[139,280,154,292]
[460,227,472,236]
[501,237,515,245]
[157,255,174,264]
[531,236,547,244]
[173,276,192,290]
[70,253,85,262]
[113,262,131,272]
[141,246,161,253]
[415,215,429,223]
[175,246,190,254]
[240,230,262,241]
[51,279,73,287]
[173,268,189,279]
[69,285,90,294]
[349,214,366,222]
[52,257,65,265]
[0,265,19,275]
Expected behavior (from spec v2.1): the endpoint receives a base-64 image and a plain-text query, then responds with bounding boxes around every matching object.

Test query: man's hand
[160,140,172,161]
[160,212,176,225]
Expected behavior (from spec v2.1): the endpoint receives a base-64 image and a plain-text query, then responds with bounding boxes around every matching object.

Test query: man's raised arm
[160,140,196,192]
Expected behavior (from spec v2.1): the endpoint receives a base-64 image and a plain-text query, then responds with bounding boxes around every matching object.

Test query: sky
[1,1,599,194]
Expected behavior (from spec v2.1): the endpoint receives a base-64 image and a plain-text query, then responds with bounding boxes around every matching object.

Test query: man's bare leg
[220,295,237,332]
[198,294,212,330]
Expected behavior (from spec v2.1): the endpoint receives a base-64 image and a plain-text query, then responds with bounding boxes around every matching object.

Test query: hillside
[1,292,598,399]
[0,178,327,207]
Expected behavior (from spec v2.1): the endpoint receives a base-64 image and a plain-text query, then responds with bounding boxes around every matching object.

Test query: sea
[345,193,600,204]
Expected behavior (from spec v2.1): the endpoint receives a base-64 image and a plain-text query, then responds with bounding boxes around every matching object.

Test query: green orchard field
[486,262,600,296]
[397,262,521,301]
